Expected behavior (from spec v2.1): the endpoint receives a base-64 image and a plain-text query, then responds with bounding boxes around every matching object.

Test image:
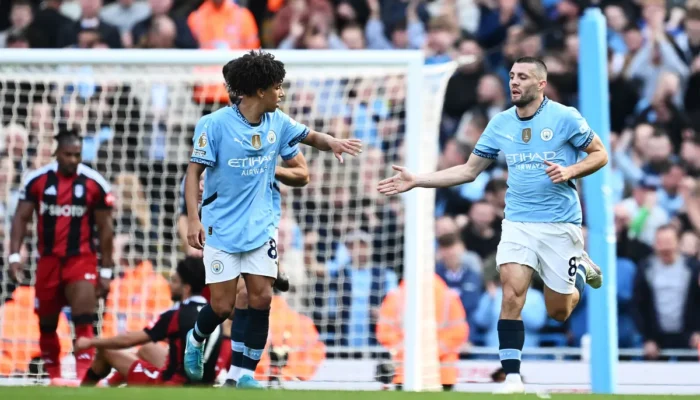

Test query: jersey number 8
[568,257,578,277]
[267,239,277,260]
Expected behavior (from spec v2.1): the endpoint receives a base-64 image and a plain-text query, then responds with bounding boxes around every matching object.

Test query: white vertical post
[402,52,428,392]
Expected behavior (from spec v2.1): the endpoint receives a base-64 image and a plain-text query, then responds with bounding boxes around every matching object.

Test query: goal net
[0,50,456,390]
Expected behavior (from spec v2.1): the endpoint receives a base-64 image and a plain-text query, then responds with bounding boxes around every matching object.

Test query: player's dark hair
[514,56,548,79]
[177,256,206,295]
[54,129,82,149]
[223,50,286,97]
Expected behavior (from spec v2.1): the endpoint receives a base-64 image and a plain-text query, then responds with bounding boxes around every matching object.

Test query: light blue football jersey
[473,98,595,225]
[190,105,309,253]
[180,172,286,224]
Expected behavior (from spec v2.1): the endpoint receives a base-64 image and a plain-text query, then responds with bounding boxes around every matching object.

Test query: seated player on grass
[77,257,224,386]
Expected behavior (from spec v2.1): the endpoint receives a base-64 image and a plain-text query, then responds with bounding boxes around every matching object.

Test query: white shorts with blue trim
[495,219,584,294]
[203,229,279,284]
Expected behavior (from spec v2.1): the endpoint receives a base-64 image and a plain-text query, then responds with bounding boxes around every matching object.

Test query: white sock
[239,368,255,380]
[226,366,241,381]
[188,333,203,348]
[505,373,522,383]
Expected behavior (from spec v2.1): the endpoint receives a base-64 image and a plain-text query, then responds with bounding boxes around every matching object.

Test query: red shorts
[34,253,98,316]
[126,360,186,386]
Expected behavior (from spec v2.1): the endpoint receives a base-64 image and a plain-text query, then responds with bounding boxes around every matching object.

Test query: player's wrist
[8,253,21,264]
[99,267,114,280]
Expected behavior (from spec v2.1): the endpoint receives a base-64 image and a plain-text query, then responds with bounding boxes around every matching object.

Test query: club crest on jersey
[74,184,84,198]
[211,260,224,275]
[252,133,262,150]
[540,128,553,142]
[267,130,277,144]
[522,128,532,143]
[197,133,208,148]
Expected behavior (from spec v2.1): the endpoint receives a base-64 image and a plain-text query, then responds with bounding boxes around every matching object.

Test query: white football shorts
[495,219,584,294]
[203,232,279,284]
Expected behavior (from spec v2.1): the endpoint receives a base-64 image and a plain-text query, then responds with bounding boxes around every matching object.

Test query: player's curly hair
[223,50,286,97]
[177,256,206,295]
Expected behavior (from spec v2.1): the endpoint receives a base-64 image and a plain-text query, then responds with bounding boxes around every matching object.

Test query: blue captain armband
[473,149,498,160]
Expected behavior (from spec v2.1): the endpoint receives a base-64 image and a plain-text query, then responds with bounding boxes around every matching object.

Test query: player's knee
[247,290,272,310]
[210,296,236,319]
[235,287,249,309]
[500,286,525,317]
[546,306,572,323]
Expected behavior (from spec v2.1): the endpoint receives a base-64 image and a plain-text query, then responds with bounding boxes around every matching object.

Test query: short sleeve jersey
[190,105,308,253]
[473,98,595,225]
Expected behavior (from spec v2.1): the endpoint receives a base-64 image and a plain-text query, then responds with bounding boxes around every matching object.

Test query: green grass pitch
[1,387,699,400]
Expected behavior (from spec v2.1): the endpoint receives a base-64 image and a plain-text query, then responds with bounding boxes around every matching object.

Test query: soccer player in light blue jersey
[378,57,608,393]
[183,50,362,388]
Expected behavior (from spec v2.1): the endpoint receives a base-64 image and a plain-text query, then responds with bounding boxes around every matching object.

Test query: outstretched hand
[543,160,572,184]
[329,138,363,163]
[377,165,416,196]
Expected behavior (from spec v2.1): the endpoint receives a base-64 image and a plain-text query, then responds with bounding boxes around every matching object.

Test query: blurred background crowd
[1,0,700,376]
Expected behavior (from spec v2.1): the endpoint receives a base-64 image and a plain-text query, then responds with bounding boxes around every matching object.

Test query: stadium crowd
[1,0,700,381]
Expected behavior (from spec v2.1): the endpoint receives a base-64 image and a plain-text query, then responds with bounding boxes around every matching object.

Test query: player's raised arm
[276,152,310,187]
[301,130,363,164]
[377,153,494,196]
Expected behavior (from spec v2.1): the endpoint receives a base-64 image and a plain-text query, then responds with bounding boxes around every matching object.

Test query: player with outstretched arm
[184,50,362,389]
[378,57,607,394]
[9,131,115,383]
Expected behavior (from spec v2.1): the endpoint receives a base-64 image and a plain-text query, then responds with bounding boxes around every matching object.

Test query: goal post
[0,49,456,390]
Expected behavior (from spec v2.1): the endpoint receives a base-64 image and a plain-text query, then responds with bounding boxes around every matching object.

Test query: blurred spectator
[313,230,397,346]
[24,0,72,48]
[99,0,150,44]
[657,161,686,216]
[187,0,259,50]
[365,0,424,50]
[461,201,500,259]
[434,216,482,343]
[376,275,467,390]
[137,15,177,48]
[674,7,700,64]
[0,0,33,48]
[58,0,123,48]
[131,0,197,49]
[621,176,671,247]
[424,15,459,64]
[627,2,689,108]
[442,38,485,139]
[633,225,700,360]
[614,203,654,264]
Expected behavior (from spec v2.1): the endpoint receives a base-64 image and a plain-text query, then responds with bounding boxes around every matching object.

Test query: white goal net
[0,50,456,390]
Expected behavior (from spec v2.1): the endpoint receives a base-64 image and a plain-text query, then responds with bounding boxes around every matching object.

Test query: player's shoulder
[544,99,582,119]
[22,161,58,186]
[198,107,234,128]
[270,108,294,124]
[77,164,111,192]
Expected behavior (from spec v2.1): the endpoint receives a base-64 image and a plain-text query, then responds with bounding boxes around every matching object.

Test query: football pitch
[2,387,700,400]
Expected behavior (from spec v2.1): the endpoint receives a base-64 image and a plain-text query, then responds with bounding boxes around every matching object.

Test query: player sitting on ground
[77,257,223,386]
[378,56,607,394]
[184,50,362,389]
[9,130,115,382]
